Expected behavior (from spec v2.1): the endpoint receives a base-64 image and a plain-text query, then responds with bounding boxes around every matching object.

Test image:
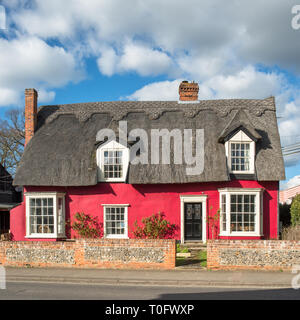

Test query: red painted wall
[10,180,279,241]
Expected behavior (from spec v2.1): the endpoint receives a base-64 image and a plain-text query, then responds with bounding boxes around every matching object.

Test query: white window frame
[218,188,264,237]
[225,130,255,174]
[102,204,129,239]
[25,192,66,239]
[97,140,129,182]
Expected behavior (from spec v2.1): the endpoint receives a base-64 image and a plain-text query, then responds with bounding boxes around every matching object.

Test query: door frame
[180,195,207,244]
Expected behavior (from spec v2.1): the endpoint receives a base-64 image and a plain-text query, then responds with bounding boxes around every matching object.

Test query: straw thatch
[13,97,285,186]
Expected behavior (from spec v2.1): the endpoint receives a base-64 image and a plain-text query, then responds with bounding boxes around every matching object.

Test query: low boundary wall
[0,239,176,269]
[207,240,300,271]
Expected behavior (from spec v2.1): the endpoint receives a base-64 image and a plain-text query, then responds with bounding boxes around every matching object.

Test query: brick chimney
[25,88,38,146]
[179,81,199,101]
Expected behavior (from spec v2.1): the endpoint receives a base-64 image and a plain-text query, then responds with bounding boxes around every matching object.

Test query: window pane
[28,197,56,235]
[230,194,256,233]
[30,207,35,216]
[221,194,227,232]
[103,149,123,179]
[231,142,251,172]
[105,207,126,236]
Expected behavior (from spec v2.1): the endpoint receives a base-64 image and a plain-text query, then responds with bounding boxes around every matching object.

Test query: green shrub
[291,194,300,227]
[132,212,178,239]
[69,212,103,238]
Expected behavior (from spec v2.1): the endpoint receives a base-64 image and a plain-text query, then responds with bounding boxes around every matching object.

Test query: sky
[0,0,300,189]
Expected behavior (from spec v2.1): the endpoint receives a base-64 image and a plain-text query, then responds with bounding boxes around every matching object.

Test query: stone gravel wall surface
[0,239,175,269]
[207,240,300,270]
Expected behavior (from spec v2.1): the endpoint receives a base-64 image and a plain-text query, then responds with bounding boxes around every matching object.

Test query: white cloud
[282,175,300,190]
[0,36,82,106]
[0,87,20,106]
[3,0,300,83]
[97,42,172,77]
[279,116,300,167]
[276,94,300,168]
[200,66,283,99]
[127,80,182,101]
[279,117,300,144]
[127,66,284,101]
[9,0,75,38]
[118,42,172,76]
[97,47,118,76]
[6,0,300,73]
[177,53,232,80]
[37,89,56,103]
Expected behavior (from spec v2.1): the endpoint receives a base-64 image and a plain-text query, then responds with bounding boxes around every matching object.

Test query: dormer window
[97,140,129,182]
[225,130,255,174]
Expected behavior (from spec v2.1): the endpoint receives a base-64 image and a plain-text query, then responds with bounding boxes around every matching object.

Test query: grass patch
[176,244,189,253]
[198,250,207,268]
[175,249,207,268]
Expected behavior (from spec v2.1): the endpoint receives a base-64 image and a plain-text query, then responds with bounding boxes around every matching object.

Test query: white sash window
[25,192,65,239]
[219,188,263,237]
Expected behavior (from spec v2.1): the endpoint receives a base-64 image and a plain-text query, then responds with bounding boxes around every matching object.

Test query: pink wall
[10,180,279,241]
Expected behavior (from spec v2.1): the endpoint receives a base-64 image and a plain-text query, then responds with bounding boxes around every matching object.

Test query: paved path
[2,267,297,288]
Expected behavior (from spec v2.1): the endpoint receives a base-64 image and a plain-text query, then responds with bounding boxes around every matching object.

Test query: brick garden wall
[0,239,176,270]
[207,240,300,271]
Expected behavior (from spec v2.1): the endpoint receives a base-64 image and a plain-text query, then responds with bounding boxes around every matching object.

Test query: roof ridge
[38,96,275,109]
[37,98,276,124]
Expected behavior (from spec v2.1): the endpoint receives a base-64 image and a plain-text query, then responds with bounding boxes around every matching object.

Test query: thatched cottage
[11,81,285,242]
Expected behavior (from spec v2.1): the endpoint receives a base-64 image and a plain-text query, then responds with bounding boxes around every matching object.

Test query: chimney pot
[179,81,199,101]
[25,89,38,146]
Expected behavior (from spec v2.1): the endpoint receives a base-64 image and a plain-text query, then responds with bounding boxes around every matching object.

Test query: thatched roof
[13,97,285,186]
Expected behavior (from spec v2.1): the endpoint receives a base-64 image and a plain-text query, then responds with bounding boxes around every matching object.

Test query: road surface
[0,281,299,300]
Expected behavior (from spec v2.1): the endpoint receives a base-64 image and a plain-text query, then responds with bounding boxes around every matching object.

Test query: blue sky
[0,0,300,189]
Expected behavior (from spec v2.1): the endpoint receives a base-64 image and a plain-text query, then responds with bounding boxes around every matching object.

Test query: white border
[25,192,66,239]
[180,195,207,244]
[218,188,264,237]
[225,130,255,174]
[102,204,129,239]
[97,140,129,182]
